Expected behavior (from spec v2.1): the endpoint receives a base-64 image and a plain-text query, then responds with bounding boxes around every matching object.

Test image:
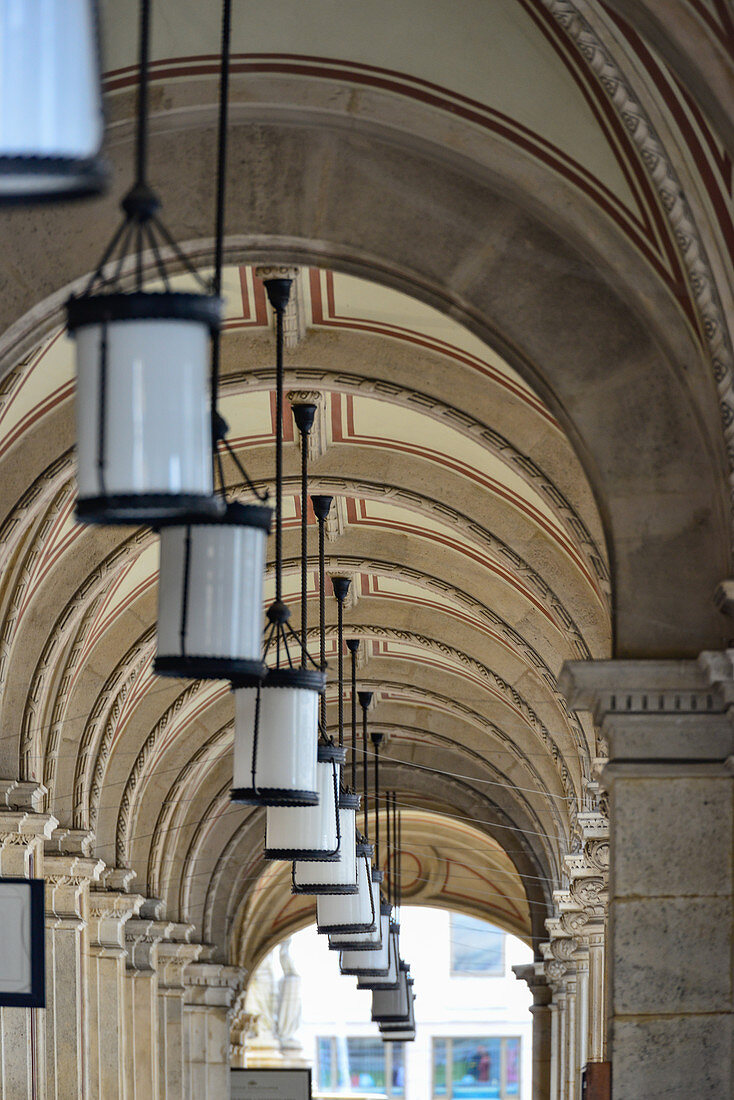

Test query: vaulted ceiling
[0,0,730,965]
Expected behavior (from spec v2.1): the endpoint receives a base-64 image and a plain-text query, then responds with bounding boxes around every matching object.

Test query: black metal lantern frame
[229,317,327,805]
[67,0,270,528]
[371,964,412,1023]
[0,0,107,204]
[315,839,376,934]
[264,741,345,861]
[291,787,360,895]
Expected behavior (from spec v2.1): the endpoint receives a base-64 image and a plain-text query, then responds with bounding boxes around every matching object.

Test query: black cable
[372,732,382,869]
[386,784,392,903]
[210,0,232,441]
[300,426,308,665]
[274,307,284,606]
[135,0,151,190]
[348,640,359,790]
[337,599,344,749]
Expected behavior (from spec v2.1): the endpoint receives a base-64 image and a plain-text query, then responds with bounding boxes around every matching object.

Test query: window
[316,1036,405,1096]
[450,914,505,976]
[432,1037,520,1099]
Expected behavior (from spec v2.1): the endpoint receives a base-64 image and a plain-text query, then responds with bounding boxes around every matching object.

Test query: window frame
[316,1035,406,1097]
[431,1035,521,1100]
[449,913,506,978]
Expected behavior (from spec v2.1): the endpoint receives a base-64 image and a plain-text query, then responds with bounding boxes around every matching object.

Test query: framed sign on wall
[231,1067,312,1099]
[0,878,45,1008]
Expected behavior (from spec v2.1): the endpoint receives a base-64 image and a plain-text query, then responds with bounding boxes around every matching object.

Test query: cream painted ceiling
[99,0,636,209]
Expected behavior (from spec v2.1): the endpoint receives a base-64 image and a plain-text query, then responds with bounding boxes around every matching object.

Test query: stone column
[0,787,56,1100]
[562,656,734,1100]
[44,843,103,1100]
[157,927,201,1100]
[87,886,143,1099]
[184,958,245,1100]
[513,965,552,1100]
[125,906,172,1100]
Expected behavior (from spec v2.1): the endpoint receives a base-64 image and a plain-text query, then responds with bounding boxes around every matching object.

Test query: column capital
[125,917,174,972]
[45,853,104,925]
[512,963,552,1007]
[184,961,246,1009]
[0,780,47,812]
[88,889,144,952]
[0,810,57,843]
[560,657,734,768]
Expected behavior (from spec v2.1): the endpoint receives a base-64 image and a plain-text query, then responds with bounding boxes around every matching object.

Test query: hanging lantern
[292,791,359,893]
[67,0,222,526]
[155,502,271,680]
[264,743,344,859]
[371,963,411,1023]
[153,0,276,679]
[316,841,376,934]
[339,902,392,974]
[330,873,384,952]
[0,0,106,203]
[68,290,221,525]
[380,980,416,1042]
[231,666,324,805]
[229,332,327,806]
[357,923,401,990]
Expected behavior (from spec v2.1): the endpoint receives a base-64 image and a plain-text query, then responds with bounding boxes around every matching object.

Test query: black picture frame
[231,1067,312,1099]
[0,878,45,1008]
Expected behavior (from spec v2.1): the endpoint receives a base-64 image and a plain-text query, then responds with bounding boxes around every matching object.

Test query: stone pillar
[562,656,734,1100]
[87,886,143,1099]
[157,927,201,1100]
[44,849,104,1099]
[0,788,56,1100]
[125,907,172,1100]
[184,959,245,1100]
[513,965,552,1100]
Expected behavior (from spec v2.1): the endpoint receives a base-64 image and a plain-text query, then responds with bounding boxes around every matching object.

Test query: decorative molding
[544,0,734,536]
[226,366,610,597]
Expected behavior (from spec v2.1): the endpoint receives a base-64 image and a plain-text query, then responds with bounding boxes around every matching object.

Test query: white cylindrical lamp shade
[155,502,271,680]
[292,792,359,894]
[67,292,221,526]
[371,965,411,1023]
[380,981,415,1034]
[0,0,106,201]
[264,745,344,860]
[339,906,392,976]
[316,843,376,934]
[231,668,324,806]
[357,924,400,990]
[330,872,384,952]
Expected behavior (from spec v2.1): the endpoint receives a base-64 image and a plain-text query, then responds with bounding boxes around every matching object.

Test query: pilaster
[513,965,552,1100]
[561,656,734,1100]
[124,904,172,1100]
[87,887,144,1099]
[157,925,202,1100]
[44,851,104,1099]
[184,957,245,1100]
[0,798,55,1100]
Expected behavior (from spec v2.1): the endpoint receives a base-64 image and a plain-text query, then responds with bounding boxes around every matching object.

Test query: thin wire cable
[274,307,284,608]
